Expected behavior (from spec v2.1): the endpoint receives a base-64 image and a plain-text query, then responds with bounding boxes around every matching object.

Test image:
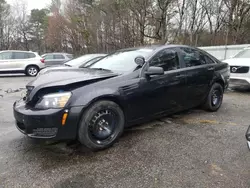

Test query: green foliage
[81,30,90,39]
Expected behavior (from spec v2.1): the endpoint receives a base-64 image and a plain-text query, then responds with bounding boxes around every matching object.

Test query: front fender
[70,87,126,108]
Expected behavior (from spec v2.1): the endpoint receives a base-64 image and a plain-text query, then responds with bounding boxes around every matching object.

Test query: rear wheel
[78,100,125,151]
[203,83,223,112]
[25,66,39,77]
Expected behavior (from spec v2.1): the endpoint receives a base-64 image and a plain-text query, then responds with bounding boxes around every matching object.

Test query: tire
[203,83,224,112]
[78,100,125,151]
[25,66,39,77]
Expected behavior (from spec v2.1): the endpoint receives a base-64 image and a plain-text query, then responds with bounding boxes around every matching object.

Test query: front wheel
[78,100,125,151]
[203,83,224,112]
[25,66,39,77]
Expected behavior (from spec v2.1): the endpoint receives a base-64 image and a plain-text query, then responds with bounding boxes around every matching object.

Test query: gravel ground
[0,75,249,188]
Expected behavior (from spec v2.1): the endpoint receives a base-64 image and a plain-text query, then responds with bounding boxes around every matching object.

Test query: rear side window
[54,54,65,59]
[13,52,33,59]
[180,47,207,67]
[203,54,215,64]
[27,53,36,58]
[13,52,26,59]
[44,54,54,60]
[0,52,13,60]
[150,49,180,71]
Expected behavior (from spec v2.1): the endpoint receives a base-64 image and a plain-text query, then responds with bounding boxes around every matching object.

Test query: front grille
[230,66,249,73]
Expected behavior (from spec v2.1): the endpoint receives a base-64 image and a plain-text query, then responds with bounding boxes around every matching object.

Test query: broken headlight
[35,92,72,109]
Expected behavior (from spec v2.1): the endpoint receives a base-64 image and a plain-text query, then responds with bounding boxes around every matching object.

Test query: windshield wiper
[64,64,72,67]
[90,68,111,71]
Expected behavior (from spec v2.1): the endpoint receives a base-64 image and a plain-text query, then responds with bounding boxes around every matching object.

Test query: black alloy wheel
[203,83,223,112]
[88,109,118,144]
[78,100,125,151]
[211,89,222,107]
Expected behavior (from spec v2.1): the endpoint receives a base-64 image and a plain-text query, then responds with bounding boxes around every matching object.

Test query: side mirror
[135,56,145,67]
[145,66,164,76]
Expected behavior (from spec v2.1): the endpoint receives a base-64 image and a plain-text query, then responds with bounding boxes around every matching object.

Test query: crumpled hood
[38,66,72,75]
[26,68,119,102]
[223,58,250,66]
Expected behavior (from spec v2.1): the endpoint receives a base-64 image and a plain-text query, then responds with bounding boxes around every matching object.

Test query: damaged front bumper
[13,99,83,140]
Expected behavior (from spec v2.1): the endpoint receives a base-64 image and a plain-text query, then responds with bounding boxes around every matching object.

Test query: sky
[6,0,52,11]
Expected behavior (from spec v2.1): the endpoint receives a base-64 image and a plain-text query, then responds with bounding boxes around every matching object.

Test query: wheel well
[90,96,125,113]
[215,80,225,90]
[25,64,40,72]
[80,96,126,122]
[76,96,126,137]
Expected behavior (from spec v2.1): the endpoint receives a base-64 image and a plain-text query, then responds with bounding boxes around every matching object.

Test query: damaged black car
[13,45,230,151]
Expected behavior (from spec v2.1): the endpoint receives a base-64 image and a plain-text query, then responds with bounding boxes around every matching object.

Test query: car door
[53,54,66,65]
[12,52,29,70]
[127,48,187,121]
[179,47,215,107]
[0,52,15,71]
[43,54,55,66]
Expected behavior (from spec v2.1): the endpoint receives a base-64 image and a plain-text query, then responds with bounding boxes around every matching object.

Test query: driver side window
[150,49,180,71]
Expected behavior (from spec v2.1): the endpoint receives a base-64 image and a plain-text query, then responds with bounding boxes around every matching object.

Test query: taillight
[40,59,45,63]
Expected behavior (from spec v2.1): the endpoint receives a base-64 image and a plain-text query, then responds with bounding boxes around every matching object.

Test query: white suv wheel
[26,66,38,76]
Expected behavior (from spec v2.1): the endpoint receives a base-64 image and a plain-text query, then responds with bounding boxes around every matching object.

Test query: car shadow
[13,109,196,156]
[7,107,204,175]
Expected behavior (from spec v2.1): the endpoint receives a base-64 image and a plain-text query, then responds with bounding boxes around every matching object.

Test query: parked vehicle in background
[223,48,250,89]
[13,45,230,151]
[38,54,107,76]
[41,53,74,66]
[0,50,45,76]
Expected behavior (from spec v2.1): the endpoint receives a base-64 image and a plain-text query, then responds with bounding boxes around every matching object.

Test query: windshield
[65,55,103,67]
[80,56,104,68]
[89,49,154,73]
[234,49,250,58]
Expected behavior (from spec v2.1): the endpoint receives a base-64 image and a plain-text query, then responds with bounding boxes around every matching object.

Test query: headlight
[35,92,72,109]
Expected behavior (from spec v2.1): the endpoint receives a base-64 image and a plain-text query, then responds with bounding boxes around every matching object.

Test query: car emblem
[232,67,238,73]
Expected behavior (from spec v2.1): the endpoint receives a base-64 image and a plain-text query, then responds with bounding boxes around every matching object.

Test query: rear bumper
[13,100,83,140]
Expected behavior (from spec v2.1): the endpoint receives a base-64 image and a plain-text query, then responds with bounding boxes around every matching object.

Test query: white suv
[0,50,45,76]
[223,48,250,88]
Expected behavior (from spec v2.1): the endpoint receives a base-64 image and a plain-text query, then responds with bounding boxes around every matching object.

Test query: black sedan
[13,45,230,151]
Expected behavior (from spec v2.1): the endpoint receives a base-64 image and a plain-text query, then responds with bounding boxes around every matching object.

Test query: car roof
[116,44,196,53]
[42,53,73,55]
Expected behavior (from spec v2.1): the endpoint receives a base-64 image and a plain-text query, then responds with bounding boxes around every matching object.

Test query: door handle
[207,66,215,71]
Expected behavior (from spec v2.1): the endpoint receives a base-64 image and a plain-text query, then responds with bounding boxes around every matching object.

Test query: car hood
[26,68,119,102]
[39,65,72,75]
[223,58,250,66]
